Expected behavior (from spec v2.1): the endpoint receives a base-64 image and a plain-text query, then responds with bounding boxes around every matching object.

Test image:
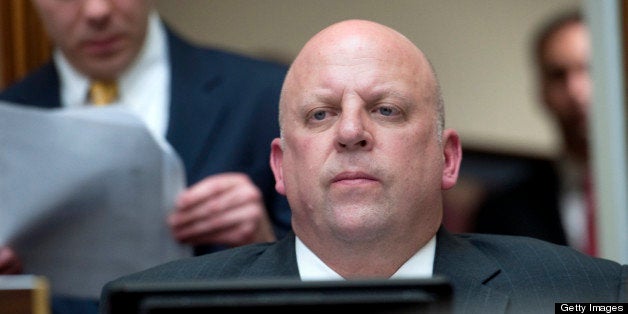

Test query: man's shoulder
[0,61,59,107]
[438,232,627,310]
[115,242,275,283]
[457,232,623,273]
[109,233,298,284]
[99,242,280,313]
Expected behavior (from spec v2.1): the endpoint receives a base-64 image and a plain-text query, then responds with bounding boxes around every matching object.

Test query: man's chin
[330,212,388,241]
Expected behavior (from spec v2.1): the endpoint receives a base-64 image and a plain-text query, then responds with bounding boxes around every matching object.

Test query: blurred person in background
[474,10,597,256]
[0,0,291,313]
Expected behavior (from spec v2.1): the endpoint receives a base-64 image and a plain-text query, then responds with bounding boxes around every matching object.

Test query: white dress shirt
[296,235,435,280]
[558,157,589,254]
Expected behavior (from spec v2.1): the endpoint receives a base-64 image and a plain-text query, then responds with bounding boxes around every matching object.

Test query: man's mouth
[332,171,378,184]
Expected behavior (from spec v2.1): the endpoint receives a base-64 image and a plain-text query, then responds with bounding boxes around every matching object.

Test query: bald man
[101,20,627,313]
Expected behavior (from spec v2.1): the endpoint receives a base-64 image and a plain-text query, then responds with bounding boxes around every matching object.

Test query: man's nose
[83,0,113,24]
[334,110,373,151]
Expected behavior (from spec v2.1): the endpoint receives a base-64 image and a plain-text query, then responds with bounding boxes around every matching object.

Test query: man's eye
[313,110,327,120]
[376,106,397,116]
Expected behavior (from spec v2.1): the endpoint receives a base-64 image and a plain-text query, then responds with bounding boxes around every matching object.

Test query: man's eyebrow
[365,88,413,104]
[306,88,340,104]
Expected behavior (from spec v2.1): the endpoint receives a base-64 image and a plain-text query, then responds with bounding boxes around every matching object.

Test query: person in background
[474,10,597,256]
[0,0,291,312]
[101,19,627,314]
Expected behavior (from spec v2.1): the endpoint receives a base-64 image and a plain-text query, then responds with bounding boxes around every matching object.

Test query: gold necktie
[89,80,118,106]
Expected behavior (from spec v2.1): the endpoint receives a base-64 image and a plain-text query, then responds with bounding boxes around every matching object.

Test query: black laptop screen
[103,277,453,314]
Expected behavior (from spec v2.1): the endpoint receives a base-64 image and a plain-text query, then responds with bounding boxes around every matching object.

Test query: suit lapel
[434,227,509,313]
[165,28,230,182]
[245,232,300,277]
[6,62,62,109]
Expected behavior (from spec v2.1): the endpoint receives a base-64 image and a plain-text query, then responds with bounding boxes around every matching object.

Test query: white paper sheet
[0,101,191,298]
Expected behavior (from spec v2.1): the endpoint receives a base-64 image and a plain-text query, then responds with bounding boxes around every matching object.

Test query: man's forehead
[281,20,435,106]
[293,39,424,81]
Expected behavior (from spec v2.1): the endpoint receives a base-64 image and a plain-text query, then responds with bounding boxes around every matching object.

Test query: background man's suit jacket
[0,25,292,252]
[474,159,567,246]
[103,228,628,314]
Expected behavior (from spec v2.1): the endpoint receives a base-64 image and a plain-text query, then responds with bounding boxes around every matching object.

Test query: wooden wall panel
[0,0,51,89]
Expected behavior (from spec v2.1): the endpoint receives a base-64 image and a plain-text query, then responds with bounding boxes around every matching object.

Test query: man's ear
[441,129,462,190]
[270,138,286,195]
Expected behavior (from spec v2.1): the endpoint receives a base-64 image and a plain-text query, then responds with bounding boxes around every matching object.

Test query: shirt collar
[296,235,435,281]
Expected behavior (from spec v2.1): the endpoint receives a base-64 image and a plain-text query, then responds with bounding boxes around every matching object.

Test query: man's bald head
[279,19,444,140]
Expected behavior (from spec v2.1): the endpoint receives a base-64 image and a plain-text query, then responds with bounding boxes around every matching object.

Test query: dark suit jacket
[0,25,292,253]
[101,228,628,314]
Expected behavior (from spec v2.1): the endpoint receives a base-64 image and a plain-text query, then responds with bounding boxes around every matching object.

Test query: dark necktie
[583,172,597,256]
